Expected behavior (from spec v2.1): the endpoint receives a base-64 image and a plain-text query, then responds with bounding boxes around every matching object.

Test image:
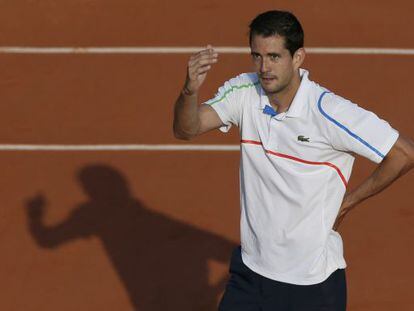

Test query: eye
[269,54,280,61]
[251,53,261,60]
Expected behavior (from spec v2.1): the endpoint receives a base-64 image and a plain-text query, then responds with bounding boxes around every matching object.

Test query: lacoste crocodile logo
[297,135,310,142]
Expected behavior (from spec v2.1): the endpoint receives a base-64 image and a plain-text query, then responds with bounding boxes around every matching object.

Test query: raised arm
[334,135,414,230]
[173,46,223,140]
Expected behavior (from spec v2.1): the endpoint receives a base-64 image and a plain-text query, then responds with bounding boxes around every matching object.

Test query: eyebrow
[250,52,282,58]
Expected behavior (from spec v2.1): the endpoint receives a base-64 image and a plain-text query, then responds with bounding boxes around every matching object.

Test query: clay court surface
[0,1,413,310]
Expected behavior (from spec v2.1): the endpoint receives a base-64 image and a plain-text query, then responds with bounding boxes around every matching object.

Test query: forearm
[173,46,219,140]
[344,159,409,210]
[334,136,413,230]
[343,138,414,209]
[173,89,201,140]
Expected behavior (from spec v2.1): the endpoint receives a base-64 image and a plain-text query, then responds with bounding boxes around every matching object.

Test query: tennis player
[173,10,414,311]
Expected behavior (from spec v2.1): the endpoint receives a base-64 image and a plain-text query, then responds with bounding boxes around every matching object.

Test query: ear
[293,48,306,69]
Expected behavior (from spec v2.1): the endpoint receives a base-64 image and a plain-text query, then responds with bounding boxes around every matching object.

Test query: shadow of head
[77,164,131,204]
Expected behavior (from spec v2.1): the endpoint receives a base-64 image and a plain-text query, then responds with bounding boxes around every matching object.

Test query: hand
[25,193,46,219]
[183,45,218,95]
[333,195,356,231]
[333,207,351,231]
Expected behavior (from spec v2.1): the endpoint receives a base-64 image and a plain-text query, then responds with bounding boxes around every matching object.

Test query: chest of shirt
[240,100,334,162]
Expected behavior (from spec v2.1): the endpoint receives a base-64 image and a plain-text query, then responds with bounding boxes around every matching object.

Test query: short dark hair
[249,10,304,56]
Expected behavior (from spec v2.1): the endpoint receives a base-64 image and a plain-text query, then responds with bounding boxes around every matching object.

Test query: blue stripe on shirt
[317,91,385,158]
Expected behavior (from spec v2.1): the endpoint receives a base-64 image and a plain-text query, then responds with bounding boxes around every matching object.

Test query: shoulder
[306,87,367,136]
[296,73,341,116]
[313,90,361,119]
[207,73,260,106]
[222,72,260,90]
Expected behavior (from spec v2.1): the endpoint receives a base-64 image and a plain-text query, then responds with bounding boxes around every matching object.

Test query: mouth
[260,76,277,83]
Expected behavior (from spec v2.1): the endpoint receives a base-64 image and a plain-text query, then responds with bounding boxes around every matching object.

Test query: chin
[261,83,283,94]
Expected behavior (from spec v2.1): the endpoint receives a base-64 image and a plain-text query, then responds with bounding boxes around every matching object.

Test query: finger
[190,50,211,61]
[191,46,218,60]
[189,64,212,79]
[196,65,212,75]
[189,52,218,67]
[199,49,218,58]
[188,58,217,78]
[188,58,218,73]
[206,45,217,55]
[334,214,345,230]
[195,56,218,67]
[200,45,216,55]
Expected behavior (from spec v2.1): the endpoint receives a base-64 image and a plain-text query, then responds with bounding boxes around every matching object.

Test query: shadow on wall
[25,164,237,310]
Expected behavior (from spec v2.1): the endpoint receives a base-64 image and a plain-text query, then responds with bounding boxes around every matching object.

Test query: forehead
[250,34,288,53]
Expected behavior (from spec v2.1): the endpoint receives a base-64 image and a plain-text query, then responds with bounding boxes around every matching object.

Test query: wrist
[182,84,197,96]
[342,192,358,210]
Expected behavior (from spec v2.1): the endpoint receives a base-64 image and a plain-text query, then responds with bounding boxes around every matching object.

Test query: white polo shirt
[204,69,399,285]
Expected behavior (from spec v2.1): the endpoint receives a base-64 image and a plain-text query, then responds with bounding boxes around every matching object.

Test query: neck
[267,71,301,113]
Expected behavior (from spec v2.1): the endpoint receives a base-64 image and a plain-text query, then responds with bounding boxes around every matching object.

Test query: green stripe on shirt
[207,81,260,106]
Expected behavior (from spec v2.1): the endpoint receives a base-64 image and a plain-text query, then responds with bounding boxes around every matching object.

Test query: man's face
[250,34,300,95]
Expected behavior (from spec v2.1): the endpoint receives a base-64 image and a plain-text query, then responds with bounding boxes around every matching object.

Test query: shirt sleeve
[321,93,399,163]
[203,75,247,133]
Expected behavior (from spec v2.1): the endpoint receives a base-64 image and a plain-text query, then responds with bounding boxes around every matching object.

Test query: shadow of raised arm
[25,193,94,248]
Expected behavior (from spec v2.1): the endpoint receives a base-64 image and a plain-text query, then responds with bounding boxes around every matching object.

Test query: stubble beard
[261,78,290,98]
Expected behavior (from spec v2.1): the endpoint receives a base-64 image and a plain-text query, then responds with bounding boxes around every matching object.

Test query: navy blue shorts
[218,246,347,311]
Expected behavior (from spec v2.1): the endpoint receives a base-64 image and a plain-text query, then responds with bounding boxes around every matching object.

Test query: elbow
[173,126,198,141]
[408,152,414,172]
[174,131,192,141]
[388,135,414,173]
[404,137,414,171]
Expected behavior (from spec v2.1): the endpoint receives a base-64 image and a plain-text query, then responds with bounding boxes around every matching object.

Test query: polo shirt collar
[257,68,311,119]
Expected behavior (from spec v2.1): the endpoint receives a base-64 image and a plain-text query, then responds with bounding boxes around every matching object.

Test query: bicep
[385,135,414,164]
[197,104,224,135]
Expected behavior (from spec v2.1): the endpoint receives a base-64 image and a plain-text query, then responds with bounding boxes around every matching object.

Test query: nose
[260,58,269,73]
